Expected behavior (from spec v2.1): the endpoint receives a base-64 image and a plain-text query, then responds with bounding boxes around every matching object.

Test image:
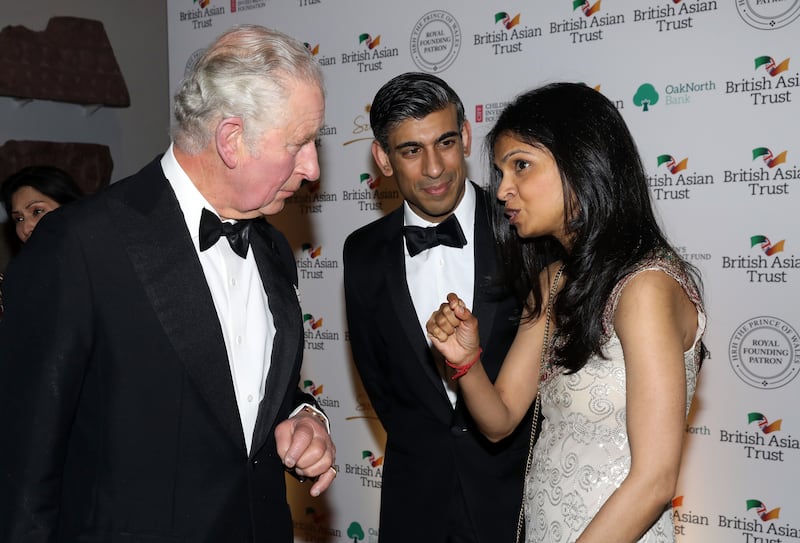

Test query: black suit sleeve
[342,233,393,423]
[0,212,94,541]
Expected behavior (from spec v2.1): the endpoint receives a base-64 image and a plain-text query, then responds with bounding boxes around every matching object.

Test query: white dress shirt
[161,146,274,453]
[404,181,476,408]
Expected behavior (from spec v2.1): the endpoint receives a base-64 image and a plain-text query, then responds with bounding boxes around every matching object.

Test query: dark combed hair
[369,72,465,151]
[486,82,703,373]
[2,165,83,218]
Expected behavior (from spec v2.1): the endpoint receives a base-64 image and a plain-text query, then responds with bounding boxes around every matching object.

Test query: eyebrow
[394,130,461,151]
[10,199,48,215]
[497,148,528,163]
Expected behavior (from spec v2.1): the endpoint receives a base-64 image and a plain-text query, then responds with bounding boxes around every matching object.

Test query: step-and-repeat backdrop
[166,1,798,541]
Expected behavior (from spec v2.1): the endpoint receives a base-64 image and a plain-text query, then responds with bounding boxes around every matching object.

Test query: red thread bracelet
[445,348,482,380]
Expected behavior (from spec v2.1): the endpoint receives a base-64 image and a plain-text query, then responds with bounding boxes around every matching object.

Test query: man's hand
[275,409,336,497]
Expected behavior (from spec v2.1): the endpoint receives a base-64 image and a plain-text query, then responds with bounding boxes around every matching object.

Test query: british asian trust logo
[719,499,799,539]
[177,0,225,30]
[472,11,542,56]
[549,0,625,44]
[343,450,384,489]
[725,55,797,106]
[302,379,340,409]
[341,172,400,213]
[719,411,798,462]
[633,0,719,32]
[671,496,710,537]
[647,153,714,200]
[296,243,338,281]
[293,506,343,541]
[304,42,336,67]
[723,146,797,197]
[284,179,337,214]
[722,234,797,283]
[340,31,398,74]
[302,313,340,351]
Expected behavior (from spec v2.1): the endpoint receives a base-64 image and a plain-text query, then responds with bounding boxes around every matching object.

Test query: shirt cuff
[289,403,330,434]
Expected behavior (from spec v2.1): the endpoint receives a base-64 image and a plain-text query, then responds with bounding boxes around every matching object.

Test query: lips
[505,208,519,224]
[419,178,452,197]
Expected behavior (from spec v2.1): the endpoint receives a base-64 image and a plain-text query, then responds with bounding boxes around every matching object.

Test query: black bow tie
[199,208,253,259]
[403,214,467,257]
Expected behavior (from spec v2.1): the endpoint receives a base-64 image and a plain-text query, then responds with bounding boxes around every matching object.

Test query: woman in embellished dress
[427,82,706,543]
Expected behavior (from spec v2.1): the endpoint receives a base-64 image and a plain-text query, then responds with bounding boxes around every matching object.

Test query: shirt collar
[161,143,220,245]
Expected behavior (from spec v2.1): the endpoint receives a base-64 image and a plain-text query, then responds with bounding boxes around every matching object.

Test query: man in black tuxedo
[0,25,335,543]
[343,73,533,543]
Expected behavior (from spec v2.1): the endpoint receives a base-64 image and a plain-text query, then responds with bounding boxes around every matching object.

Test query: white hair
[171,25,324,154]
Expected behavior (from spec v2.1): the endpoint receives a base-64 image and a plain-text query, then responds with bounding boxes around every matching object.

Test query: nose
[422,150,444,179]
[297,141,321,182]
[20,220,35,242]
[496,174,514,202]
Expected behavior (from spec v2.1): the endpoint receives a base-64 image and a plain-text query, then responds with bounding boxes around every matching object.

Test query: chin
[260,202,284,216]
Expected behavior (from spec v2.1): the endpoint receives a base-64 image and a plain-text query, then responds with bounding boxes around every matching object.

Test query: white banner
[166,1,800,541]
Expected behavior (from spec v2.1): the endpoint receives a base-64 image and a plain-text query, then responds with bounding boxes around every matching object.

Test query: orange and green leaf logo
[754,56,790,77]
[672,496,684,508]
[360,172,380,189]
[751,235,785,256]
[748,412,783,433]
[495,12,521,29]
[657,154,688,174]
[304,42,320,56]
[302,243,322,258]
[194,0,210,8]
[747,500,781,522]
[303,379,324,396]
[362,450,384,467]
[303,314,323,329]
[752,147,787,168]
[573,0,601,17]
[359,33,381,49]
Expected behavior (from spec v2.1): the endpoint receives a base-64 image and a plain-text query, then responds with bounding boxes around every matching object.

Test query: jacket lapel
[109,160,246,451]
[471,187,500,346]
[384,210,453,414]
[248,220,302,457]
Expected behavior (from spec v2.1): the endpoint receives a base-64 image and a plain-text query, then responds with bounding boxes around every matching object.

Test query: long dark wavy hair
[486,82,704,373]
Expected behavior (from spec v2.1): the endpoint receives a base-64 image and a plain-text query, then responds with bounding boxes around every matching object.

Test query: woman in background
[2,165,83,244]
[427,82,706,543]
[1,165,83,316]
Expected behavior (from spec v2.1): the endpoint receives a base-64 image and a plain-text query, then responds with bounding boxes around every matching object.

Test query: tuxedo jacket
[343,184,532,543]
[0,157,314,543]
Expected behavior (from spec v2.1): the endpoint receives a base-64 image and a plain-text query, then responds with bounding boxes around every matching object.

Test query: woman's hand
[426,293,481,367]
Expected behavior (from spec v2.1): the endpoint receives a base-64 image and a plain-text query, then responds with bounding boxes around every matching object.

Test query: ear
[216,117,245,169]
[371,140,394,177]
[461,119,473,158]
